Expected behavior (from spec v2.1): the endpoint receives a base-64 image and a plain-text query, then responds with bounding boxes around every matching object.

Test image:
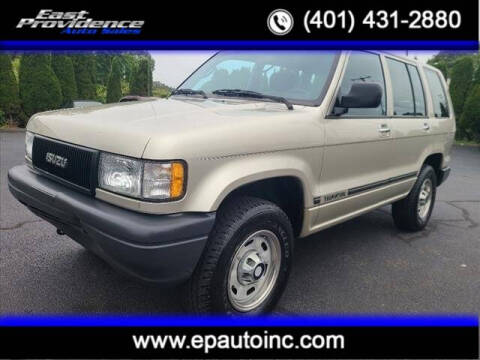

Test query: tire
[186,196,294,314]
[392,165,437,232]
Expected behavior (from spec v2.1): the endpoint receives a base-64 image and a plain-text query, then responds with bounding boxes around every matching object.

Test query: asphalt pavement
[1,131,479,314]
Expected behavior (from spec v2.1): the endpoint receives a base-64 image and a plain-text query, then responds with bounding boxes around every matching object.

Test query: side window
[425,68,450,118]
[336,52,386,116]
[386,58,415,116]
[407,64,426,116]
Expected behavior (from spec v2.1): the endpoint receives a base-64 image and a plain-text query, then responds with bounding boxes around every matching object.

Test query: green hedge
[0,55,23,124]
[460,84,480,141]
[19,55,62,118]
[52,55,78,108]
[73,55,97,100]
[106,57,123,103]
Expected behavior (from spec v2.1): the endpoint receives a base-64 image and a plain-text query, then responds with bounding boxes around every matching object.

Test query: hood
[27,98,323,159]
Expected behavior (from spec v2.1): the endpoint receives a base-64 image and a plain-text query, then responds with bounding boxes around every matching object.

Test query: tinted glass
[425,69,449,117]
[336,52,386,116]
[407,64,426,116]
[179,51,337,103]
[387,58,415,116]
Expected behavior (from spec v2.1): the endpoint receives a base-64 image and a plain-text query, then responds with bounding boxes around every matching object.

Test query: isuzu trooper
[8,51,454,314]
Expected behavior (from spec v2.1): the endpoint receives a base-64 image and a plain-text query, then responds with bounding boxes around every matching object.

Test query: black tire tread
[392,165,436,232]
[186,196,292,314]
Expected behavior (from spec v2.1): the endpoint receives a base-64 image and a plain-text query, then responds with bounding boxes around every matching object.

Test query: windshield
[178,51,338,106]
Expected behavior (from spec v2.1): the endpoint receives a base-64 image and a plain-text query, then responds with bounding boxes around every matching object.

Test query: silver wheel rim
[417,178,433,221]
[227,230,281,312]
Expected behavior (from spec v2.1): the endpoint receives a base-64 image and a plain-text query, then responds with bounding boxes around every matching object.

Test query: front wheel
[392,165,437,231]
[186,196,294,314]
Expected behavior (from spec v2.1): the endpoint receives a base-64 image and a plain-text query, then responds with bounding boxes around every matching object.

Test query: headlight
[25,131,34,160]
[98,153,186,201]
[98,153,142,197]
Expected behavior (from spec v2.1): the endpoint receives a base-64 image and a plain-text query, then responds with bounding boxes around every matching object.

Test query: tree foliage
[106,57,123,103]
[19,54,62,118]
[0,53,155,126]
[460,84,480,141]
[95,54,113,85]
[129,58,152,96]
[73,55,96,99]
[449,57,474,117]
[0,55,23,123]
[52,55,78,108]
[0,108,5,127]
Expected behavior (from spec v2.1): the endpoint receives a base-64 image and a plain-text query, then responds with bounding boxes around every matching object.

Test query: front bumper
[8,165,215,285]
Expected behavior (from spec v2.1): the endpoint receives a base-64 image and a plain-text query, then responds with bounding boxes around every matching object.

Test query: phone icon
[267,9,293,35]
[273,15,287,31]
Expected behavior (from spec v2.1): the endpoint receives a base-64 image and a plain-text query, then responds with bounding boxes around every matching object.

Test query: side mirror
[339,82,382,109]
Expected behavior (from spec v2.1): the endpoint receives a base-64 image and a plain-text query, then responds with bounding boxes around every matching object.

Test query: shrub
[460,84,480,141]
[129,58,151,96]
[449,57,474,120]
[106,57,123,103]
[73,55,96,99]
[19,54,63,117]
[52,55,78,108]
[0,109,5,127]
[0,55,23,124]
[95,54,113,85]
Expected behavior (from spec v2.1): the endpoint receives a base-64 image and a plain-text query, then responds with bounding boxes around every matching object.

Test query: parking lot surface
[1,131,479,314]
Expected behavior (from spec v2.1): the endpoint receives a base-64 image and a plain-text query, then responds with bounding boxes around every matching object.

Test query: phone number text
[303,10,462,34]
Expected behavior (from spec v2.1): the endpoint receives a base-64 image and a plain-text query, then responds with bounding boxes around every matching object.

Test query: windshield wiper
[171,88,208,99]
[212,89,293,110]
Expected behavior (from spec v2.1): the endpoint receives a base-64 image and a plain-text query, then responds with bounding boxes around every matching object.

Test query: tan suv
[8,51,454,314]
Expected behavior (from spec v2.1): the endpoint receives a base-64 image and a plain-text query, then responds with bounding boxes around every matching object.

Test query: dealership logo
[267,9,294,36]
[16,9,144,35]
[45,152,68,168]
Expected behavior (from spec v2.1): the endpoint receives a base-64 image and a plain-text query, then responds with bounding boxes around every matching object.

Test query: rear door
[384,56,430,184]
[312,51,396,230]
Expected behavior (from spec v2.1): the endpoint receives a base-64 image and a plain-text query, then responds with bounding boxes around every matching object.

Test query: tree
[19,54,62,118]
[460,84,480,141]
[0,108,5,127]
[471,63,480,88]
[73,55,96,99]
[106,57,122,103]
[129,58,151,96]
[95,54,113,85]
[0,55,22,124]
[52,55,78,107]
[449,57,474,121]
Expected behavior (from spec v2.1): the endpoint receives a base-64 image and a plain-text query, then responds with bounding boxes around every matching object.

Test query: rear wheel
[186,196,293,314]
[392,165,437,231]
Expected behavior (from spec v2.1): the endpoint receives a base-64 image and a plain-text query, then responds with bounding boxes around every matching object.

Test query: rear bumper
[437,167,451,186]
[8,165,215,285]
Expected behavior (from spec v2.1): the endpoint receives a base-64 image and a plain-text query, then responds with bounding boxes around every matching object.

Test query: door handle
[423,123,430,131]
[378,124,391,135]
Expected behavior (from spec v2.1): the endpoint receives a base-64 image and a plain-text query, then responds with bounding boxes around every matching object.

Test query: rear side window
[407,65,426,116]
[425,69,450,118]
[337,52,386,116]
[386,58,415,116]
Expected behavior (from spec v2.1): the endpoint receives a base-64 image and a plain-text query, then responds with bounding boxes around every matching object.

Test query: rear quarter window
[424,68,450,118]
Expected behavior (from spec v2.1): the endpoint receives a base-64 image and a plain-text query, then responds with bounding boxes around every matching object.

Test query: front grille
[32,136,99,193]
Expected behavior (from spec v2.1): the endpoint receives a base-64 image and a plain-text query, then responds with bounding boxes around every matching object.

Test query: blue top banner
[0,40,478,51]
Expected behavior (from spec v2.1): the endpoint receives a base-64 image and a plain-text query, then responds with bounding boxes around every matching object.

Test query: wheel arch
[422,152,443,182]
[215,175,307,238]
